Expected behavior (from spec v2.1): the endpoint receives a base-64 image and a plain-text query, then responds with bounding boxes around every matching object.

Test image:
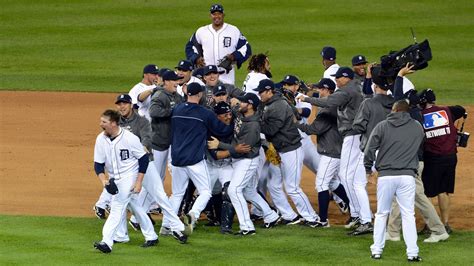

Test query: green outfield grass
[1,0,473,103]
[0,215,472,265]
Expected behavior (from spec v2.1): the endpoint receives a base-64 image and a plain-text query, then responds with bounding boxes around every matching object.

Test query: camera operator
[417,88,466,234]
[387,64,450,243]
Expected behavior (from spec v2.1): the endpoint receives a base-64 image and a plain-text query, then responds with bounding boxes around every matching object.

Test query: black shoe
[205,220,220,227]
[445,224,453,234]
[349,222,373,236]
[141,239,158,248]
[337,201,349,214]
[93,206,106,220]
[129,220,141,231]
[148,207,162,215]
[407,256,422,262]
[250,214,263,222]
[281,215,302,225]
[172,231,188,244]
[234,230,256,236]
[94,241,111,253]
[418,224,431,235]
[263,217,281,228]
[345,217,361,229]
[312,220,330,228]
[371,254,382,260]
[220,228,233,235]
[303,220,320,228]
[147,213,156,225]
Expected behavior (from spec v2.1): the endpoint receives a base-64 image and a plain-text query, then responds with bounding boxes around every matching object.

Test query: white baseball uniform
[187,23,251,85]
[323,63,340,84]
[94,128,157,248]
[177,76,206,97]
[242,71,268,95]
[129,82,156,121]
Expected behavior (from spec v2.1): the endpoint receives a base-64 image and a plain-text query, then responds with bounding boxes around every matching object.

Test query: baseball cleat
[281,215,302,225]
[444,224,453,234]
[407,256,422,262]
[371,254,382,260]
[220,228,233,235]
[313,220,330,228]
[303,220,321,228]
[93,241,112,253]
[349,222,373,236]
[345,216,361,229]
[93,206,106,220]
[250,214,263,222]
[148,207,162,215]
[129,220,141,231]
[337,201,349,214]
[263,217,281,228]
[141,239,159,248]
[234,230,256,236]
[424,232,449,243]
[417,225,431,235]
[159,226,172,236]
[172,231,188,244]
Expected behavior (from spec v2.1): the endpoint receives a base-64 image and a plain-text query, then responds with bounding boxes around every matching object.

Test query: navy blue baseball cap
[187,82,204,96]
[352,55,368,66]
[237,93,260,109]
[162,70,182,81]
[158,68,171,77]
[143,64,160,74]
[281,75,299,85]
[321,46,336,61]
[312,78,336,91]
[175,60,193,71]
[210,4,224,13]
[204,65,225,75]
[214,101,231,115]
[213,85,227,96]
[253,79,275,93]
[331,67,354,79]
[115,94,132,104]
[371,66,391,90]
[192,67,205,79]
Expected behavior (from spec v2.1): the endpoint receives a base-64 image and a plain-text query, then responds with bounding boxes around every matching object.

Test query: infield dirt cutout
[0,91,472,229]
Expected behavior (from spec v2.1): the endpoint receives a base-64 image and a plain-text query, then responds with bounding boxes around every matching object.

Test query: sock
[318,190,330,222]
[333,184,350,206]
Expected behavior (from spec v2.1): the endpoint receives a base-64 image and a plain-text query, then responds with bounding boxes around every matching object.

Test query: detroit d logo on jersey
[223,37,231,48]
[120,149,130,160]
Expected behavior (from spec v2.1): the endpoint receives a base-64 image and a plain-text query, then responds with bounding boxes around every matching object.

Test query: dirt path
[0,91,472,229]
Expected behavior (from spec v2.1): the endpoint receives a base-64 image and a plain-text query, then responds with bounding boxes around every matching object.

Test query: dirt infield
[0,91,472,229]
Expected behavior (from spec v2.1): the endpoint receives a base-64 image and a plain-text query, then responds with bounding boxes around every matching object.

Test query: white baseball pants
[371,175,418,257]
[228,157,279,231]
[339,134,372,223]
[101,175,157,248]
[280,147,319,222]
[316,155,341,192]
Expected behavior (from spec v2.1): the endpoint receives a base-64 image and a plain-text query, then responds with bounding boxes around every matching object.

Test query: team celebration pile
[91,3,467,262]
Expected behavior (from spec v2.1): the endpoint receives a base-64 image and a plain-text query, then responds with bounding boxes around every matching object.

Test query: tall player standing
[185,4,252,85]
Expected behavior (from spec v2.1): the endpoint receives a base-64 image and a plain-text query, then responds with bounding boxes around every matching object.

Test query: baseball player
[298,67,372,234]
[149,70,184,182]
[202,65,244,108]
[365,100,424,262]
[185,4,252,85]
[128,64,160,121]
[93,109,158,253]
[111,94,189,244]
[242,53,272,94]
[164,82,234,232]
[211,93,280,235]
[255,79,320,227]
[320,46,339,84]
[297,79,351,227]
[176,60,205,97]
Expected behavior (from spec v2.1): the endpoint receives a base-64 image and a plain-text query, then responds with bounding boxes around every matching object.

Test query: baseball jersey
[242,71,269,97]
[94,128,147,179]
[323,63,340,84]
[129,82,156,121]
[186,23,251,85]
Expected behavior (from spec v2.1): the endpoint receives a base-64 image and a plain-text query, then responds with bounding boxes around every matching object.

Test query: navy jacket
[171,102,233,166]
